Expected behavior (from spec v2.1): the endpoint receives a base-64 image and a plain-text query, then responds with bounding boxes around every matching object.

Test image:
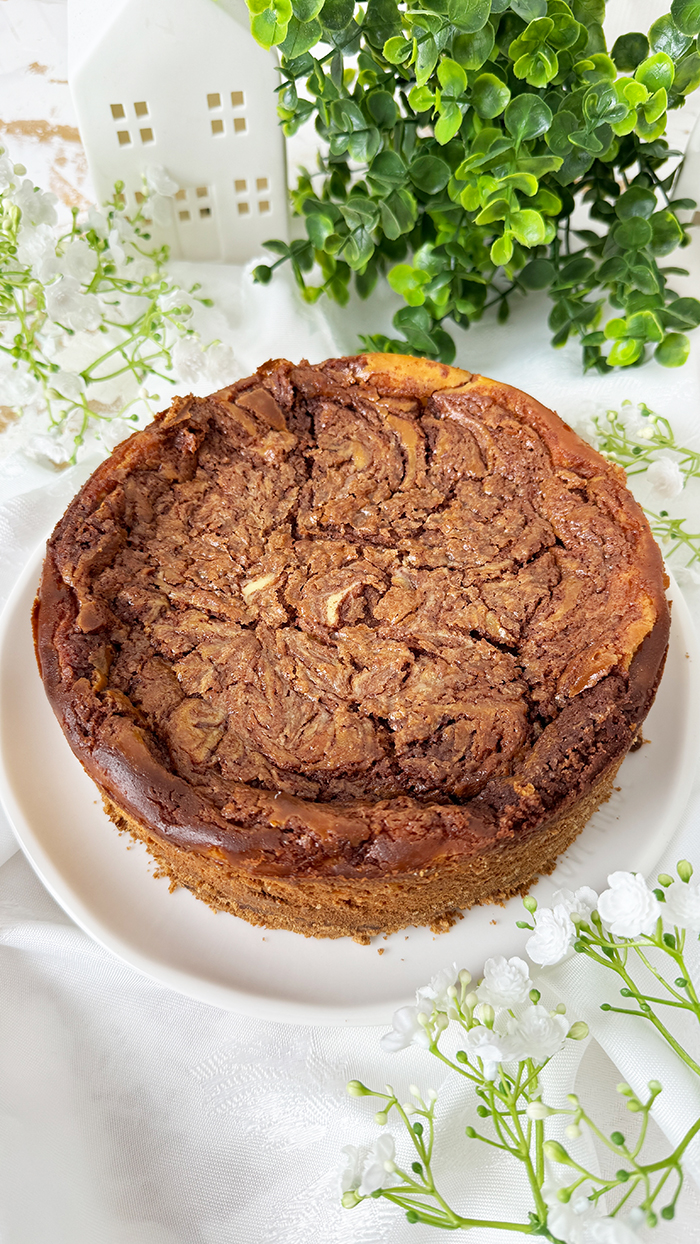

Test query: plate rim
[1,538,698,1025]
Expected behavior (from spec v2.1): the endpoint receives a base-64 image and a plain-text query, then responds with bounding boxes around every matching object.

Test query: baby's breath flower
[45,277,101,332]
[477,955,531,1008]
[597,873,661,938]
[526,904,575,966]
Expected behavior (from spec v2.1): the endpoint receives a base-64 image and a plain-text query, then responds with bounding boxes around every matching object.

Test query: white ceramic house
[67,0,289,262]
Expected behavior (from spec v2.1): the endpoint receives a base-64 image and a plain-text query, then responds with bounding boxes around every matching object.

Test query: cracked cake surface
[33,354,670,938]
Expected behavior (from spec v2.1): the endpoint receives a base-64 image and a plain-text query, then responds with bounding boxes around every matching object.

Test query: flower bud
[567,1021,589,1041]
[543,1140,571,1165]
[657,874,673,888]
[409,1084,421,1099]
[464,992,478,1009]
[459,969,472,986]
[529,988,541,1004]
[342,1190,361,1208]
[557,1187,571,1203]
[347,1080,371,1097]
[434,1013,449,1033]
[565,1124,581,1141]
[553,1002,566,1015]
[616,1083,632,1096]
[402,1103,414,1114]
[384,1084,394,1095]
[447,985,458,999]
[417,1012,430,1028]
[567,1094,580,1107]
[375,1111,388,1126]
[526,1101,552,1120]
[523,895,537,914]
[627,1099,642,1112]
[479,1003,495,1028]
[648,1079,662,1093]
[427,1088,438,1102]
[678,860,693,883]
[383,1159,396,1173]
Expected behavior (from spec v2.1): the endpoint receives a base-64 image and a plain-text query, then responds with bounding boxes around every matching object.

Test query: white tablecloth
[2,2,700,1241]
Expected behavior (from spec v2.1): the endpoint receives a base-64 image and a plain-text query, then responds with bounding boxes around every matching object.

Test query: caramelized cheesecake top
[34,354,669,877]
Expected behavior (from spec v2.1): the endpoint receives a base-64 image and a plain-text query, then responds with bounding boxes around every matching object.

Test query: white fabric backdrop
[1,2,700,1241]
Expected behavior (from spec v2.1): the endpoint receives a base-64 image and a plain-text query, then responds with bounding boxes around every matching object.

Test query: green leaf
[363,0,402,48]
[627,309,664,341]
[671,0,700,36]
[520,257,555,288]
[604,316,627,339]
[649,14,692,60]
[472,72,512,116]
[580,52,617,82]
[644,87,668,123]
[572,0,605,23]
[615,216,653,248]
[611,32,649,71]
[673,51,700,93]
[490,231,514,264]
[517,153,563,175]
[514,46,559,87]
[380,188,417,238]
[504,93,552,144]
[500,171,538,194]
[348,125,382,161]
[635,52,675,92]
[279,14,322,54]
[650,209,683,255]
[435,102,464,143]
[438,56,468,94]
[656,331,690,365]
[615,185,657,219]
[663,296,700,328]
[368,150,407,189]
[510,208,546,245]
[607,336,644,366]
[321,0,354,29]
[453,24,495,69]
[409,154,452,193]
[415,32,440,86]
[448,0,492,33]
[251,6,290,47]
[393,305,441,353]
[388,262,430,304]
[511,0,547,19]
[368,90,398,127]
[546,108,578,155]
[292,0,324,19]
[569,128,603,152]
[408,84,436,112]
[383,35,413,63]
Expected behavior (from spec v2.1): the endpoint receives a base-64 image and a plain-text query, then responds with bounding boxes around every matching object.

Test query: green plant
[245,0,700,369]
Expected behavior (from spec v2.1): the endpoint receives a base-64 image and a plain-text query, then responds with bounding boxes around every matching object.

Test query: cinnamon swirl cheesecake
[33,354,669,941]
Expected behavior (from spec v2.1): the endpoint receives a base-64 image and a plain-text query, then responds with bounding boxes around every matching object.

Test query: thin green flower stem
[502,1084,547,1221]
[577,942,700,1077]
[379,1191,534,1233]
[640,1114,700,1173]
[535,1119,544,1185]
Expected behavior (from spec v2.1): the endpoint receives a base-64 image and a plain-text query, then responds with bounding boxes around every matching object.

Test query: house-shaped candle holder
[67,0,289,263]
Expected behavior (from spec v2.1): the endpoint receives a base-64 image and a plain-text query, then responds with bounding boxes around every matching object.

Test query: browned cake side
[33,353,670,941]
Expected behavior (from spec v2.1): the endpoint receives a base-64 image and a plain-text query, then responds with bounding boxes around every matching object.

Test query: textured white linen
[1,0,700,1237]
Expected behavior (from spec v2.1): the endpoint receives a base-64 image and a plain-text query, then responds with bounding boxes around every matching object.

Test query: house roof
[67,0,251,78]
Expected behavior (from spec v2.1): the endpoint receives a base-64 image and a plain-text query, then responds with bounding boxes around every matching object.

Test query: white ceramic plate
[1,543,698,1024]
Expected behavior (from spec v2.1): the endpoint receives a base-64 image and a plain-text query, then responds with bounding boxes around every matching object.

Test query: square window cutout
[140,127,154,143]
[175,188,186,201]
[199,206,212,218]
[134,101,148,117]
[231,91,244,107]
[211,119,224,135]
[179,210,191,221]
[233,117,246,134]
[207,93,221,109]
[234,179,247,193]
[238,202,249,215]
[110,103,125,119]
[117,130,131,146]
[196,186,208,198]
[258,200,270,213]
[256,177,268,191]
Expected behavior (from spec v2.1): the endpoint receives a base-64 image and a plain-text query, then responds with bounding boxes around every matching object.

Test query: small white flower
[380,1004,431,1053]
[44,277,101,332]
[145,164,178,197]
[646,454,684,499]
[358,1134,395,1196]
[551,887,598,926]
[0,353,40,404]
[11,178,57,226]
[597,872,660,938]
[49,370,86,403]
[87,207,110,239]
[107,228,127,267]
[544,1180,595,1244]
[15,222,57,283]
[59,238,98,284]
[463,1025,516,1080]
[663,880,700,932]
[205,342,238,386]
[477,955,531,1008]
[416,963,458,1014]
[339,1143,368,1193]
[0,153,17,193]
[526,905,574,966]
[159,288,186,313]
[507,1005,569,1062]
[172,335,207,383]
[149,193,173,227]
[580,1214,641,1243]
